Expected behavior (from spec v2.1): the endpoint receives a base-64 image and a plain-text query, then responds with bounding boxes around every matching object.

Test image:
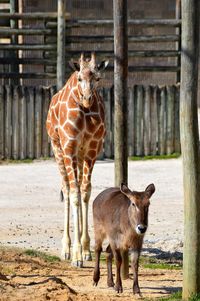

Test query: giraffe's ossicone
[46,53,109,267]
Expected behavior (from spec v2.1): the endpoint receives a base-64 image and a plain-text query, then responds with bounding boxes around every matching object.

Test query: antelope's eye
[96,77,100,82]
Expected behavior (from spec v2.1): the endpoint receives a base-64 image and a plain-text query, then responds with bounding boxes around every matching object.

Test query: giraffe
[46,53,109,267]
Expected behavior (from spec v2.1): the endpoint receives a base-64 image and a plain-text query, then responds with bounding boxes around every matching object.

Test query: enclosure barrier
[0,84,180,160]
[0,12,181,83]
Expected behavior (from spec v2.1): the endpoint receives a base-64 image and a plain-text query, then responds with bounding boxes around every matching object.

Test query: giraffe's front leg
[70,190,83,267]
[64,153,83,267]
[61,184,71,260]
[80,159,94,261]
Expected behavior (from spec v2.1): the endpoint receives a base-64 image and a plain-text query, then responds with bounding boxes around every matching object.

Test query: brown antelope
[93,183,155,295]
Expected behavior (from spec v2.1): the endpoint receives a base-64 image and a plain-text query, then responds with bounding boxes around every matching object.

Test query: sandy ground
[0,158,184,300]
[0,247,182,301]
[0,158,183,257]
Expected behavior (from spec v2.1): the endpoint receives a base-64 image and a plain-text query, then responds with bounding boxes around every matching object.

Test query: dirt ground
[0,158,184,299]
[0,247,182,301]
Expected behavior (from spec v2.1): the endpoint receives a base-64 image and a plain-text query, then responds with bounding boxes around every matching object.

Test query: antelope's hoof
[114,284,123,294]
[107,280,115,287]
[93,281,98,287]
[134,293,143,299]
[71,260,83,268]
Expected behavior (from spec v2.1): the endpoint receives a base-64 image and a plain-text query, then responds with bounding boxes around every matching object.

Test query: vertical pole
[113,0,129,279]
[57,0,66,90]
[175,0,181,83]
[180,0,200,300]
[10,0,19,85]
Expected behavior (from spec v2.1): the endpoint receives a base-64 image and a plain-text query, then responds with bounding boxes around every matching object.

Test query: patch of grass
[129,153,181,161]
[140,256,182,270]
[144,291,182,301]
[0,159,34,164]
[24,249,60,263]
[188,294,200,301]
[148,292,200,301]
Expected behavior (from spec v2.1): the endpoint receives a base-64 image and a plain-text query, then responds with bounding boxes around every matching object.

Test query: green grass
[0,158,34,164]
[129,153,181,161]
[147,291,182,301]
[139,256,182,270]
[147,292,200,301]
[24,249,60,263]
[98,253,182,270]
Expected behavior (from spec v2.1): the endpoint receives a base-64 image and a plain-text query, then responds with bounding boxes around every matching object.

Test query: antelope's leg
[93,240,102,286]
[51,140,71,260]
[106,244,114,287]
[130,250,141,295]
[112,247,123,293]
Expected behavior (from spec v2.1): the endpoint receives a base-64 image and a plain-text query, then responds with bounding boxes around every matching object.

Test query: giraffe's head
[69,53,109,109]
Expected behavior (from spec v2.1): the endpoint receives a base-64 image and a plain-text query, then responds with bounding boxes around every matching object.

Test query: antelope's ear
[120,183,132,198]
[145,183,155,198]
[97,60,109,71]
[69,60,80,71]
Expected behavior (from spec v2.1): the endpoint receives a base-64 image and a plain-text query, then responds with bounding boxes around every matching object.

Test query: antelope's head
[120,183,155,236]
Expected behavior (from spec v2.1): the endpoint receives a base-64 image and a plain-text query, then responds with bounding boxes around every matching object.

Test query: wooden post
[10,0,19,85]
[57,0,66,90]
[113,0,129,279]
[176,0,181,83]
[180,0,200,299]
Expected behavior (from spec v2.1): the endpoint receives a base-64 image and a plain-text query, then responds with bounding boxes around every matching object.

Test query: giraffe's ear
[69,60,80,71]
[97,60,109,71]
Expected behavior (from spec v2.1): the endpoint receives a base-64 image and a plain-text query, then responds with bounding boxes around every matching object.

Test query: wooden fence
[0,84,180,160]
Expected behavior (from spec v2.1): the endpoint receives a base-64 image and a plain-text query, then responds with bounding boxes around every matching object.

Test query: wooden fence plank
[19,86,27,159]
[5,86,12,159]
[35,87,43,158]
[150,86,158,155]
[42,87,50,157]
[127,87,134,156]
[166,85,175,154]
[174,84,181,153]
[104,88,113,158]
[143,86,151,156]
[12,86,20,159]
[158,86,167,155]
[0,86,5,159]
[135,85,144,156]
[27,87,35,159]
[49,86,57,157]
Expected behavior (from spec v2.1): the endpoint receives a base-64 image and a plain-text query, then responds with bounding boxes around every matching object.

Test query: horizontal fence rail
[0,12,181,83]
[0,84,180,160]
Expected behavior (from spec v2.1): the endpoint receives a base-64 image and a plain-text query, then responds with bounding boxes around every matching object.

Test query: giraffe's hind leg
[51,140,71,260]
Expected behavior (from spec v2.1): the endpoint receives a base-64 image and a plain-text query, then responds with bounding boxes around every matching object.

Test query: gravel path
[0,158,183,258]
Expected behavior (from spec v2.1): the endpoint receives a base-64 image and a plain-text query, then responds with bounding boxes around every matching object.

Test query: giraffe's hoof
[83,253,92,261]
[71,260,83,268]
[61,252,71,261]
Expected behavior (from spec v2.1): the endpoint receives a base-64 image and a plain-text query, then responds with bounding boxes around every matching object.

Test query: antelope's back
[93,187,129,225]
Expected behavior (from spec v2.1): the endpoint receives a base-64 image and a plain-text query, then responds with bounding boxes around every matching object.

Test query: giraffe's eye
[78,77,82,82]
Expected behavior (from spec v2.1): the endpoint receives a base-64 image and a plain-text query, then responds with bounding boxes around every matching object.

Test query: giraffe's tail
[60,190,64,202]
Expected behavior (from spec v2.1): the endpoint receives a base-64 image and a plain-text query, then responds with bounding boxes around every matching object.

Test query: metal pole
[180,0,200,299]
[57,0,66,90]
[113,0,129,279]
